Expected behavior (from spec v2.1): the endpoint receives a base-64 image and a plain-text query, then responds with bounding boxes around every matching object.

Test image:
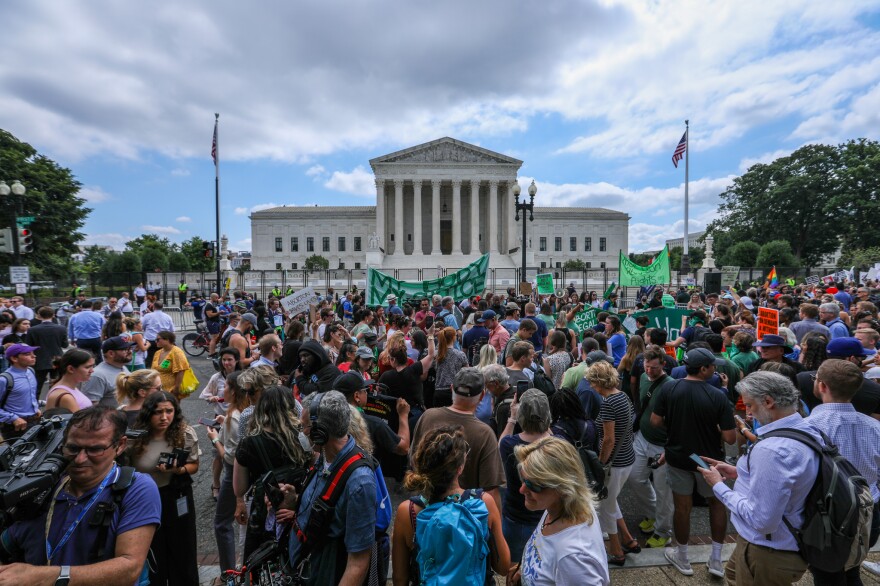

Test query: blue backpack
[411,489,492,585]
[374,463,392,532]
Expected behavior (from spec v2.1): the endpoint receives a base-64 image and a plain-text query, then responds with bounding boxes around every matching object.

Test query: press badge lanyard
[45,463,118,564]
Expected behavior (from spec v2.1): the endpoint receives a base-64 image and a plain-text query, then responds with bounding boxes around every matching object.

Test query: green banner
[627,307,692,342]
[536,273,554,295]
[570,306,599,335]
[619,246,671,287]
[366,254,490,306]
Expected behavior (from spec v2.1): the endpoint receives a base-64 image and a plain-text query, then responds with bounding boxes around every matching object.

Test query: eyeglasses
[62,441,118,458]
[518,471,547,493]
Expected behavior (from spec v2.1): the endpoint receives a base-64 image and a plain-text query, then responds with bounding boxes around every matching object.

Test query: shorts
[207,321,221,334]
[666,465,714,498]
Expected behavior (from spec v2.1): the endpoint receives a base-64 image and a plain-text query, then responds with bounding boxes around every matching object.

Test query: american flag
[211,119,218,166]
[672,130,687,168]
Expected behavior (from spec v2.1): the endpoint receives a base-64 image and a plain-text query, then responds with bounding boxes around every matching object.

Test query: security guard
[178,280,188,307]
[271,285,282,298]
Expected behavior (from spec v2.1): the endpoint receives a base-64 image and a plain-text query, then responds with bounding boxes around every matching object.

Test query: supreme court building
[250,137,629,271]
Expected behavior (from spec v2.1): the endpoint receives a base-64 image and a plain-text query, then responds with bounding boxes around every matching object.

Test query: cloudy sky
[2,1,879,253]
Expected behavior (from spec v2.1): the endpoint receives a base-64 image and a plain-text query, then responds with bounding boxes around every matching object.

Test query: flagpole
[681,119,690,274]
[214,113,221,297]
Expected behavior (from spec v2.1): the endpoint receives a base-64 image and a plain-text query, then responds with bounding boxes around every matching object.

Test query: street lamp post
[514,180,537,285]
[0,180,26,265]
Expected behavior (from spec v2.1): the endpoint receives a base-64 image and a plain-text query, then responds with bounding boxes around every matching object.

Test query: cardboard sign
[279,286,316,316]
[536,273,554,296]
[720,266,740,287]
[805,275,821,286]
[756,307,779,340]
[519,281,533,295]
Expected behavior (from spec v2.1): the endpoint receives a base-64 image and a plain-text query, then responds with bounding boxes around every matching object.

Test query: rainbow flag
[766,266,778,289]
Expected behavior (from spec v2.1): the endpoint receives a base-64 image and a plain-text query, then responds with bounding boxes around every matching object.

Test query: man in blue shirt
[0,407,160,584]
[67,300,105,364]
[385,294,402,316]
[0,344,41,439]
[289,391,376,585]
[819,302,850,339]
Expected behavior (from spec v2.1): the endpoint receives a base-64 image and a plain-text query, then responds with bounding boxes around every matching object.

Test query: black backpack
[755,428,873,572]
[529,366,557,398]
[554,420,607,500]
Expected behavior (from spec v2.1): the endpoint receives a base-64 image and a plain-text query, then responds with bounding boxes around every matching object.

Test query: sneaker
[665,548,694,576]
[645,533,671,548]
[638,517,656,534]
[864,561,880,577]
[707,556,724,578]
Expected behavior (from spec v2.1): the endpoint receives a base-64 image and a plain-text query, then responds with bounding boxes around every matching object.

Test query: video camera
[0,415,146,529]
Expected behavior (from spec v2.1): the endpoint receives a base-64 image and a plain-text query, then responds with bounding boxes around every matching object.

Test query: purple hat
[5,344,39,358]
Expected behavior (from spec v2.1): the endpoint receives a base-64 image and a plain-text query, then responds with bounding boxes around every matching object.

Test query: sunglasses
[518,471,547,493]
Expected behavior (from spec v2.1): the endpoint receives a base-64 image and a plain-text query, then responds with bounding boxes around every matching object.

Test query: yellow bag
[179,368,199,397]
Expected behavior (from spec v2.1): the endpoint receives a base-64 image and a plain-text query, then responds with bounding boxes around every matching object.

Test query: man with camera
[0,406,160,585]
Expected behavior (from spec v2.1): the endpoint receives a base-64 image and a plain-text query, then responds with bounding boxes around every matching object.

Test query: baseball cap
[4,344,38,358]
[355,347,375,360]
[752,334,792,352]
[475,312,486,324]
[363,332,378,345]
[240,312,258,325]
[481,309,497,321]
[453,367,484,396]
[517,389,551,429]
[827,337,877,359]
[585,350,613,366]
[506,302,521,311]
[102,336,135,353]
[333,372,370,396]
[683,348,727,367]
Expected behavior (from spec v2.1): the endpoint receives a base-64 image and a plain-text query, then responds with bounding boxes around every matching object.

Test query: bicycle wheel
[182,332,207,356]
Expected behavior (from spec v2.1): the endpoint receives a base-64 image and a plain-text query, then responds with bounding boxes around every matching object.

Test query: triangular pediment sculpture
[370,137,522,166]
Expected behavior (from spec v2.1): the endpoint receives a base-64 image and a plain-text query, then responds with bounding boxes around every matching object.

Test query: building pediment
[370,137,522,168]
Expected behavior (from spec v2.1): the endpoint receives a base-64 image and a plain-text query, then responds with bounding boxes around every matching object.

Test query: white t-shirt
[521,511,610,586]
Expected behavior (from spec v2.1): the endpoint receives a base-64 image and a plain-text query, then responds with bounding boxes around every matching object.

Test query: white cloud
[175,216,192,223]
[142,225,182,235]
[738,149,794,172]
[79,186,111,203]
[249,203,279,213]
[305,164,326,178]
[171,168,190,176]
[234,207,249,215]
[324,166,374,196]
[235,238,252,250]
[81,232,127,249]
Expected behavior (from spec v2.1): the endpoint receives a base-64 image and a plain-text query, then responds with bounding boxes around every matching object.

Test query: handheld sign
[756,307,779,340]
[536,273,554,296]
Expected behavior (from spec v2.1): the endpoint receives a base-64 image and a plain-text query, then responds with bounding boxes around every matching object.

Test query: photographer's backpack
[0,368,36,409]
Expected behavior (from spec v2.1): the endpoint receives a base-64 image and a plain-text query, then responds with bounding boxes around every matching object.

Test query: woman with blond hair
[116,368,162,425]
[510,436,610,585]
[432,326,469,407]
[586,360,638,566]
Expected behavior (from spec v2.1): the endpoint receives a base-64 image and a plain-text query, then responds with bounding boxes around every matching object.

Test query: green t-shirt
[638,373,674,446]
[561,362,588,391]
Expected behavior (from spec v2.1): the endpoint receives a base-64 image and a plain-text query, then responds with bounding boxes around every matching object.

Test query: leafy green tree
[722,241,761,266]
[827,139,880,254]
[628,253,653,265]
[168,251,192,272]
[82,246,113,273]
[108,250,143,274]
[140,248,168,272]
[756,240,799,268]
[706,144,842,266]
[563,259,586,270]
[0,129,91,278]
[838,246,880,270]
[125,234,174,256]
[304,254,329,271]
[179,236,214,272]
[668,246,705,270]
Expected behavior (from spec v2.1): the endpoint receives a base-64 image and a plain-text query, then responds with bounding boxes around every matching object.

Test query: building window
[540,261,547,268]
[307,237,314,252]
[556,262,561,268]
[600,237,607,252]
[275,263,282,269]
[391,233,395,242]
[539,237,547,251]
[338,237,346,251]
[355,262,361,269]
[274,237,282,252]
[570,237,576,252]
[354,237,361,252]
[586,262,592,268]
[408,234,412,241]
[600,261,606,268]
[291,262,298,269]
[585,237,591,252]
[339,261,345,269]
[290,237,298,252]
[322,237,330,252]
[554,237,562,252]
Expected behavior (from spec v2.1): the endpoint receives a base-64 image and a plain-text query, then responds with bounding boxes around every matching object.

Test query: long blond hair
[515,437,595,524]
[116,369,160,404]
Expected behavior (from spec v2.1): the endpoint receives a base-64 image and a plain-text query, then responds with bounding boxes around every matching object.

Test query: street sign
[15,283,27,294]
[16,216,35,226]
[9,266,29,284]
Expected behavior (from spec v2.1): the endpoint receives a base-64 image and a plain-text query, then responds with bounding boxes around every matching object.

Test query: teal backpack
[412,489,492,585]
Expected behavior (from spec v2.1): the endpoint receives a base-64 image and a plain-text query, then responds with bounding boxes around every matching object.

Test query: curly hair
[404,425,468,503]
[586,360,620,390]
[129,391,186,457]
[800,331,829,372]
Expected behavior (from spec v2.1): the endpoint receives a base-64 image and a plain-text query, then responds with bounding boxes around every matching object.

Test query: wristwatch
[55,565,71,585]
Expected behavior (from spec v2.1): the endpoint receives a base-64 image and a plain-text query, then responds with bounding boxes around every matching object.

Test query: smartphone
[198,417,221,429]
[689,453,710,470]
[424,315,434,329]
[261,470,284,509]
[733,414,747,428]
[515,379,531,399]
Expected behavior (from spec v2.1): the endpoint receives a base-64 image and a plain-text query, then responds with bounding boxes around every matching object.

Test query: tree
[168,251,192,272]
[706,144,843,266]
[756,240,799,268]
[838,246,880,270]
[140,248,168,272]
[82,246,113,274]
[827,139,880,254]
[107,250,142,274]
[179,236,215,272]
[722,241,761,266]
[628,253,653,265]
[304,254,329,271]
[0,129,91,278]
[563,259,586,270]
[125,234,173,256]
[667,246,705,271]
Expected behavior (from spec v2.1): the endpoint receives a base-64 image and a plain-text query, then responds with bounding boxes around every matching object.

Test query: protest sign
[279,286,316,316]
[536,273,554,296]
[367,253,489,305]
[603,282,617,299]
[822,275,835,285]
[570,307,599,335]
[721,266,740,287]
[805,275,821,286]
[867,267,878,281]
[622,315,638,334]
[756,307,779,340]
[630,307,691,342]
[685,277,696,287]
[618,246,671,287]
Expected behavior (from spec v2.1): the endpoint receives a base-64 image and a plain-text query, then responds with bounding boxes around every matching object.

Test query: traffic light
[0,228,12,254]
[18,229,33,254]
[203,240,214,258]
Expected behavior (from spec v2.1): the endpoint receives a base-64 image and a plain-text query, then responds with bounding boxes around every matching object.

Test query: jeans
[598,464,633,534]
[810,501,880,586]
[214,461,238,573]
[626,432,673,537]
[502,515,539,564]
[76,337,103,365]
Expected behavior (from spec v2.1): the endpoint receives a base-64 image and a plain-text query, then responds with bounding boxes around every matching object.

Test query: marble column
[412,180,423,255]
[375,179,385,251]
[394,179,404,255]
[431,179,441,255]
[452,180,463,255]
[489,180,499,254]
[470,180,480,255]
[508,179,518,252]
